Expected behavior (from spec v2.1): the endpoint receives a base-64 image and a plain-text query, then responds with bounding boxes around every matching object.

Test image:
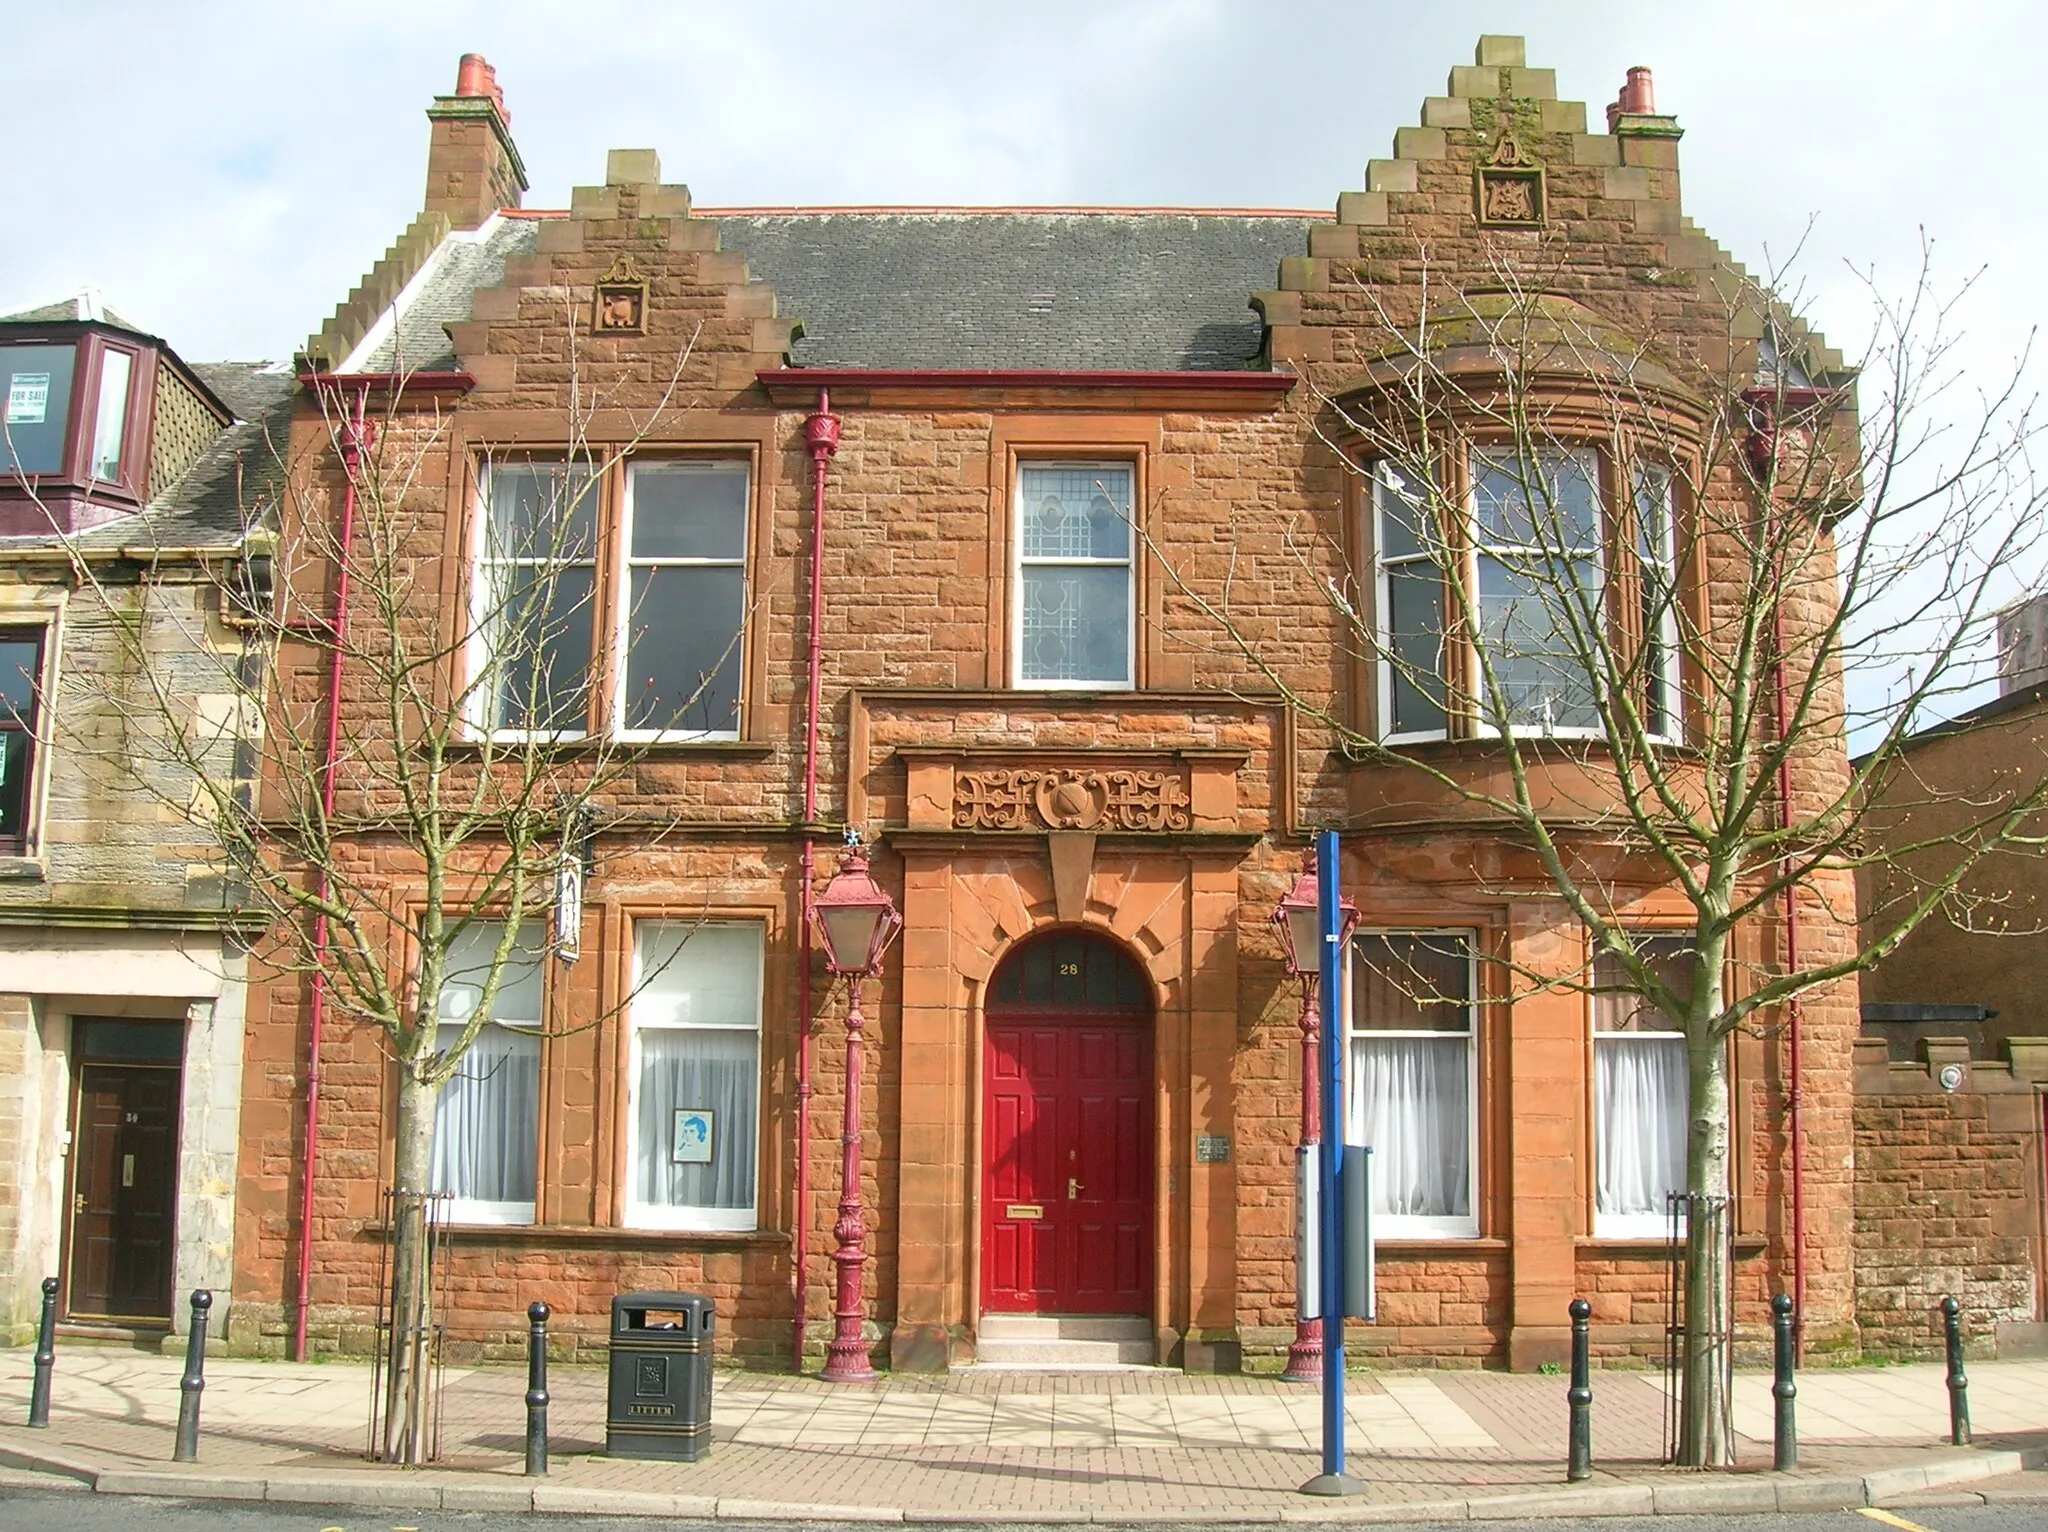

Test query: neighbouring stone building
[216,36,1892,1373]
[0,291,287,1341]
[1855,593,2048,1356]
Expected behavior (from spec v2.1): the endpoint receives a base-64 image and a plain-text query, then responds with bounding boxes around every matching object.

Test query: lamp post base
[821,1341,876,1384]
[1282,1319,1322,1383]
[1298,1473,1369,1497]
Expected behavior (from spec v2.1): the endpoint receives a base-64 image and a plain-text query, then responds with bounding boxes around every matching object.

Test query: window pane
[0,730,28,842]
[483,465,597,561]
[1477,553,1601,730]
[1019,465,1132,560]
[629,463,748,560]
[1019,567,1129,683]
[483,564,595,730]
[91,350,131,481]
[1374,461,1432,561]
[431,1022,539,1208]
[1592,936,1695,1032]
[622,566,743,733]
[1596,1034,1687,1217]
[635,923,763,1024]
[1385,565,1447,734]
[634,1028,758,1212]
[437,920,544,1025]
[0,638,38,718]
[1350,1035,1471,1218]
[1635,465,1679,735]
[1472,448,1599,549]
[1,344,76,476]
[1353,934,1471,1032]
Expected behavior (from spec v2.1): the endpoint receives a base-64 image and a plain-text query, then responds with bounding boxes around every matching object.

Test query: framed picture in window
[671,1107,715,1165]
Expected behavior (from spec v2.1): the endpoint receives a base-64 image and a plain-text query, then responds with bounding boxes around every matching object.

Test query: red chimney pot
[452,52,509,125]
[1618,66,1656,116]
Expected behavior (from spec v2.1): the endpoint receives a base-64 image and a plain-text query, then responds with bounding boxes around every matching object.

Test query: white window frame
[1466,445,1608,742]
[465,461,597,742]
[1345,929,1481,1240]
[431,919,545,1227]
[1011,459,1137,691]
[612,459,750,743]
[624,920,765,1233]
[1592,934,1694,1240]
[1633,463,1684,745]
[1372,459,1450,743]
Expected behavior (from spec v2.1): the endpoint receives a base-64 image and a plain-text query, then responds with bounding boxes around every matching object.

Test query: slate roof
[348,210,1316,374]
[0,289,155,336]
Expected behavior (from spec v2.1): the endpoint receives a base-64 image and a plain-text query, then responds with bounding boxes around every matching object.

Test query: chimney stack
[423,53,527,230]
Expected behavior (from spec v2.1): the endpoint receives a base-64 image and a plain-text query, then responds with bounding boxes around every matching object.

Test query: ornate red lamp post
[810,831,903,1383]
[1272,845,1358,1383]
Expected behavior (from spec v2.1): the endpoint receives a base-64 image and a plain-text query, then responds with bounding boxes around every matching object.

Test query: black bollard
[525,1301,550,1476]
[1941,1296,1972,1446]
[1771,1294,1797,1471]
[173,1289,212,1462]
[1566,1297,1592,1482]
[27,1277,57,1428]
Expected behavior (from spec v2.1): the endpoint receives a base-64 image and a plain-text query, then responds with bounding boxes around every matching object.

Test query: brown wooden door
[67,1064,179,1320]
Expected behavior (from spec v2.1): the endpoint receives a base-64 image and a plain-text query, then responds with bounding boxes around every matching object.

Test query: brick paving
[0,1347,2043,1516]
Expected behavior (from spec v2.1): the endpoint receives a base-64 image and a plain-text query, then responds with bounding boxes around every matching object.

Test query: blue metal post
[1301,829,1363,1495]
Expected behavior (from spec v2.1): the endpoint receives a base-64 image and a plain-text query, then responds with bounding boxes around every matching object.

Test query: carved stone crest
[592,254,648,334]
[954,767,1192,833]
[1475,132,1545,228]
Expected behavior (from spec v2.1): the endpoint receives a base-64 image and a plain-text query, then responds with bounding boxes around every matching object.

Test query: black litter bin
[606,1291,714,1461]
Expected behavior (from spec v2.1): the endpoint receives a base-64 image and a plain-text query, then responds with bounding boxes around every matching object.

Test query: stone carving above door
[954,767,1192,833]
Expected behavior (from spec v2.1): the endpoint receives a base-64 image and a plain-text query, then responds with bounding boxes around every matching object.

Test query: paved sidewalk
[0,1346,2044,1522]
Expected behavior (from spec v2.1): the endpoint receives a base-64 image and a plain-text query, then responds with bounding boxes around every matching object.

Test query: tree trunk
[1677,1031,1734,1467]
[381,1067,438,1464]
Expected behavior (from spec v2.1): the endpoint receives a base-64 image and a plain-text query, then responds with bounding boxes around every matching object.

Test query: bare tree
[44,316,722,1462]
[1168,245,2045,1464]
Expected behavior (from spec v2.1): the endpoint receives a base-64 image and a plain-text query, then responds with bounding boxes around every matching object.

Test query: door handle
[73,1194,87,1214]
[1067,1177,1082,1201]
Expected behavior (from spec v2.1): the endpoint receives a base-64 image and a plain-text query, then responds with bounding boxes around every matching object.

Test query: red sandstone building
[228,38,1871,1372]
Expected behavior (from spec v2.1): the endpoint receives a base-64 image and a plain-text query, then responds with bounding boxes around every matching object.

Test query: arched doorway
[981,929,1154,1316]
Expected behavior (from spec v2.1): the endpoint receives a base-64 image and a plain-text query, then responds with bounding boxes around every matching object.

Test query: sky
[4,0,2042,374]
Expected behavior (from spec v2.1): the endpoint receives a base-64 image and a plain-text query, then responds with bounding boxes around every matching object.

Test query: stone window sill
[0,856,47,882]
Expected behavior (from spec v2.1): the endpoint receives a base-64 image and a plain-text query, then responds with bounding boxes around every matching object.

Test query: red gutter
[758,367,1296,394]
[793,391,841,1371]
[1745,387,1811,1357]
[293,388,371,1359]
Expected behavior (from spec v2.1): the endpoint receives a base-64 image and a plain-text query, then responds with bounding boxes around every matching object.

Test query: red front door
[981,932,1153,1315]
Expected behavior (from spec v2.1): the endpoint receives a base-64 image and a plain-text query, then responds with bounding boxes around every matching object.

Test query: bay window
[1370,443,1685,742]
[1015,462,1134,688]
[469,456,751,739]
[626,921,763,1231]
[1348,932,1478,1238]
[1593,935,1694,1238]
[430,919,545,1224]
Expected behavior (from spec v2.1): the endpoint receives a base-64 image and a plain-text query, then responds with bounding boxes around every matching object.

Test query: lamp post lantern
[810,830,903,1383]
[1272,843,1358,1383]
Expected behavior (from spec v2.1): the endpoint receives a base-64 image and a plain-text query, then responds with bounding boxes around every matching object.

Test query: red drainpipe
[1746,388,1809,1356]
[793,390,841,1370]
[292,388,370,1360]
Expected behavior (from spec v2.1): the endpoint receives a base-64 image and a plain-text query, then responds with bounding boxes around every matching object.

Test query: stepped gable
[303,211,455,371]
[1256,34,1849,386]
[441,148,798,400]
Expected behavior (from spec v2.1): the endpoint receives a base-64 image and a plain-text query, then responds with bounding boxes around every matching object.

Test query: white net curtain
[1347,933,1475,1233]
